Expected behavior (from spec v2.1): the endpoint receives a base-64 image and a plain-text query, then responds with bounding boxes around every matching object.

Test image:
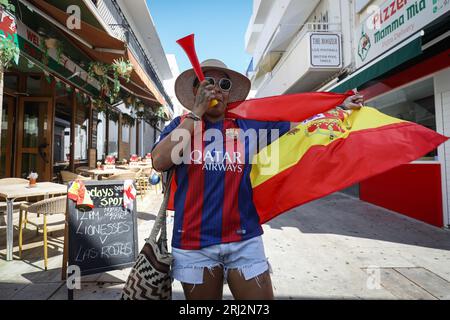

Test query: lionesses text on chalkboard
[67,180,138,276]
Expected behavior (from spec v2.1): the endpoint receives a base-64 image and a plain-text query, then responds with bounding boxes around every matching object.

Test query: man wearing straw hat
[152,59,363,300]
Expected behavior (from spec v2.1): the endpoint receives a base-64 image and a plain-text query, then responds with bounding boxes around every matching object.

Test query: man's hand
[343,93,364,110]
[192,80,216,117]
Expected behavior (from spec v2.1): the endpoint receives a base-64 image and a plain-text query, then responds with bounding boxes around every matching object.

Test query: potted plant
[89,61,108,76]
[111,58,133,81]
[130,154,138,162]
[0,0,16,12]
[0,36,19,68]
[105,155,115,164]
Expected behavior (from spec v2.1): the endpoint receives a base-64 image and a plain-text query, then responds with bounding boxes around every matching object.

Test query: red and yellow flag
[250,106,448,224]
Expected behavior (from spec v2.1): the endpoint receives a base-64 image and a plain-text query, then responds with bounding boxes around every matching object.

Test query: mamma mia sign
[355,0,450,68]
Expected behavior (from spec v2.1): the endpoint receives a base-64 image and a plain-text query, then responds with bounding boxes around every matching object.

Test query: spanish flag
[68,180,94,210]
[250,106,448,224]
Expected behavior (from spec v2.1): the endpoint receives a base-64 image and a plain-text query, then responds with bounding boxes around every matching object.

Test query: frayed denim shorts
[171,236,271,285]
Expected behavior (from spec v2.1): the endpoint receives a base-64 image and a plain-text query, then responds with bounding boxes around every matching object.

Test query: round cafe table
[0,182,67,261]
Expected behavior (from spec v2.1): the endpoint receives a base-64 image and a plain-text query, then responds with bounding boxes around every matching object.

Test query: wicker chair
[18,195,67,270]
[60,170,91,185]
[104,172,138,181]
[136,168,152,198]
[75,166,91,177]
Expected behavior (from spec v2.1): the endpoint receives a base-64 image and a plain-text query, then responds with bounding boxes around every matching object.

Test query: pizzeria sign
[355,0,450,68]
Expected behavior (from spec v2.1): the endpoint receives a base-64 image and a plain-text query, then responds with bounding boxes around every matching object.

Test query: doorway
[15,97,53,181]
[0,95,15,178]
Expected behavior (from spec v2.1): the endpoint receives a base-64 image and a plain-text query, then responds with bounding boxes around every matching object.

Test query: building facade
[0,0,172,182]
[164,53,187,119]
[90,0,174,158]
[245,0,450,228]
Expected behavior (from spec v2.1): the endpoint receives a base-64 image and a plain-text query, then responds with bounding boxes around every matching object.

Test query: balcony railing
[99,0,173,110]
[246,58,254,78]
[252,22,343,96]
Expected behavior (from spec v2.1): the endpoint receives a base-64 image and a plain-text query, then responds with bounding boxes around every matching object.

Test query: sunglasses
[194,77,233,92]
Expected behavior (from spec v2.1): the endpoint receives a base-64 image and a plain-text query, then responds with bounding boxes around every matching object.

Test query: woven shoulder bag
[121,170,173,300]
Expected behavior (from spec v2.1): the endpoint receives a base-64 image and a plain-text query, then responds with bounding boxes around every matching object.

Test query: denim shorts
[171,236,271,285]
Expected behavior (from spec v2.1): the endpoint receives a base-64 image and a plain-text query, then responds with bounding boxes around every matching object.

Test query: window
[122,123,130,143]
[4,73,18,91]
[26,75,52,96]
[74,96,90,162]
[96,111,106,161]
[130,123,137,155]
[54,87,72,167]
[143,121,155,155]
[108,110,119,158]
[368,78,436,160]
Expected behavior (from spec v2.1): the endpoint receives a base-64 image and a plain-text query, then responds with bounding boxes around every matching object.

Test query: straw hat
[175,59,251,110]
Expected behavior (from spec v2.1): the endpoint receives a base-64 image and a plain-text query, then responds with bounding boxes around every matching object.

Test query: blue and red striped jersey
[153,116,290,250]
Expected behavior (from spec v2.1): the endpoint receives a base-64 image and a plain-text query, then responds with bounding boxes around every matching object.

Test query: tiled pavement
[1,190,450,300]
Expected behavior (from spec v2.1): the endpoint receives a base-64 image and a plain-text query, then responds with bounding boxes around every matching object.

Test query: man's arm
[151,117,197,172]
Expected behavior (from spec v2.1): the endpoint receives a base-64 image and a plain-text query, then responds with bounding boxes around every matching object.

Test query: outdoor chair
[18,195,67,270]
[75,166,91,177]
[135,168,150,199]
[60,170,91,185]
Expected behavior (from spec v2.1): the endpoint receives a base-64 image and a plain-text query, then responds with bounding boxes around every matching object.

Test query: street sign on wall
[309,33,342,68]
[355,0,450,68]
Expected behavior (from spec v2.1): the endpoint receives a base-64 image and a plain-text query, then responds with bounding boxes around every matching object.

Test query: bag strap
[149,169,174,244]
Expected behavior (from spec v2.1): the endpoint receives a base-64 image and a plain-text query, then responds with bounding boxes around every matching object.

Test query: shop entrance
[15,97,53,181]
[1,95,15,178]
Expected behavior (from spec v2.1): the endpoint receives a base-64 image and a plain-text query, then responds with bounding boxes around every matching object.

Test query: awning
[20,0,164,107]
[127,51,166,105]
[25,0,125,55]
[329,32,423,93]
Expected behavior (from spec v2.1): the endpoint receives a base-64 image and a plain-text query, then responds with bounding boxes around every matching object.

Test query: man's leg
[227,269,274,300]
[182,266,224,300]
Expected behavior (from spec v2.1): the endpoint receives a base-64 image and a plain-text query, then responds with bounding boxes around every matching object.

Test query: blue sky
[147,0,253,75]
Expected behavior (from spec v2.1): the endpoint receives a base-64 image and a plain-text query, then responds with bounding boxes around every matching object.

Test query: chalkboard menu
[67,180,138,276]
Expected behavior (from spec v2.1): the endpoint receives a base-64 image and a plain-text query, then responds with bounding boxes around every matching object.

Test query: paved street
[1,191,450,300]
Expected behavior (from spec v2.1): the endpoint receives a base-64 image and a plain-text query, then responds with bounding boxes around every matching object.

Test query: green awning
[330,37,422,93]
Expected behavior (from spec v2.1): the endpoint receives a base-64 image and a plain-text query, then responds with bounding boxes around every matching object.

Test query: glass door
[0,96,15,177]
[16,97,53,181]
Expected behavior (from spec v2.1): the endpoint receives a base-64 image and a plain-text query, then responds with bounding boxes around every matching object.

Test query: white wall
[434,67,450,227]
[248,0,350,96]
[163,54,187,118]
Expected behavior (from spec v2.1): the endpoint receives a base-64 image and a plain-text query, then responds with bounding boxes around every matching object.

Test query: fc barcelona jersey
[153,116,289,250]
